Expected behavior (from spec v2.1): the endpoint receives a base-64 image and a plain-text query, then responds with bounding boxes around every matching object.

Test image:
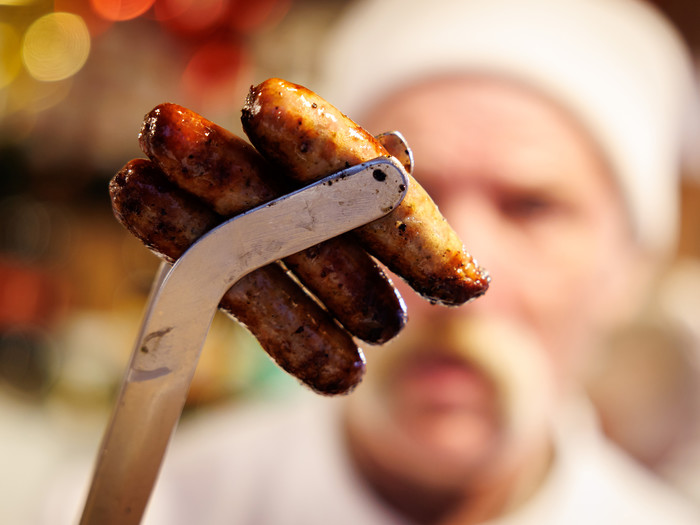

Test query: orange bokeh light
[90,0,156,22]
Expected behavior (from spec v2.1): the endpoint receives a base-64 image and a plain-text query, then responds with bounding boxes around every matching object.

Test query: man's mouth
[391,351,498,413]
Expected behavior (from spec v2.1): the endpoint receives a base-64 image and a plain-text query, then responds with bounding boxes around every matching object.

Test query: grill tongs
[79,137,412,525]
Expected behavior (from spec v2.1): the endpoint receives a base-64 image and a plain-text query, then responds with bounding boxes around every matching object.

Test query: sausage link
[241,78,490,306]
[139,104,283,216]
[109,158,365,395]
[139,103,406,343]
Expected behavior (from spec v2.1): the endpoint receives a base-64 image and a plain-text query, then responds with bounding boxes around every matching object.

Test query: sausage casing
[109,158,365,395]
[241,78,490,306]
[138,103,406,344]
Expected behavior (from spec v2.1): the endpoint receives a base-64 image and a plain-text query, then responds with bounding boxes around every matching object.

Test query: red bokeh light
[181,39,251,110]
[227,0,291,34]
[153,0,227,38]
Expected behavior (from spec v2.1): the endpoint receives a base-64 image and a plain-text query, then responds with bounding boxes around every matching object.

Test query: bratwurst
[138,103,406,344]
[242,78,490,306]
[110,159,365,395]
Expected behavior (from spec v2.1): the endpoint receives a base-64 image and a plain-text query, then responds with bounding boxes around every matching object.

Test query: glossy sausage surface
[139,103,406,343]
[109,159,365,395]
[241,78,490,306]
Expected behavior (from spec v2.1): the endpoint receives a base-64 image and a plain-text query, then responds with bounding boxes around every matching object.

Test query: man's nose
[444,200,514,319]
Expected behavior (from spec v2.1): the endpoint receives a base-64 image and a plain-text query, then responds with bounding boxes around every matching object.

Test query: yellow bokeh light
[22,12,91,82]
[0,23,22,88]
[0,0,37,5]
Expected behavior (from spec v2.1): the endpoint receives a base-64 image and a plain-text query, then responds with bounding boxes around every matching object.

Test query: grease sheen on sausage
[138,103,406,344]
[109,158,365,395]
[241,78,490,306]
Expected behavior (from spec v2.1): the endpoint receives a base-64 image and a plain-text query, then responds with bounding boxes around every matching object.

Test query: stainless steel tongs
[79,134,412,525]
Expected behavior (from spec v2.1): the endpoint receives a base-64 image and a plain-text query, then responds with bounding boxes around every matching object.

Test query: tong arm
[79,155,408,525]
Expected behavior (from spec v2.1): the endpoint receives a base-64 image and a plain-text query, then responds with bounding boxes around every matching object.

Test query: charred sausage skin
[139,103,406,344]
[241,78,490,306]
[109,159,365,395]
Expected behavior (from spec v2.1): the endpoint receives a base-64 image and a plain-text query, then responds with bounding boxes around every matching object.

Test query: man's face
[347,77,639,485]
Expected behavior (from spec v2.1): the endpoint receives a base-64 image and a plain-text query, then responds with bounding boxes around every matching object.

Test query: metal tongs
[79,134,413,525]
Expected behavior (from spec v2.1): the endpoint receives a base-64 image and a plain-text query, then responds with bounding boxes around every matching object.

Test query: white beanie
[316,0,697,256]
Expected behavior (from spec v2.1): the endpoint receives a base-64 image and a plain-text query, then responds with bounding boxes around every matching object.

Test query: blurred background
[0,1,699,523]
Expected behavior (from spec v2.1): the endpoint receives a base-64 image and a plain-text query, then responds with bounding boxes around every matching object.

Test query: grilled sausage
[241,78,490,306]
[109,158,365,395]
[139,103,406,344]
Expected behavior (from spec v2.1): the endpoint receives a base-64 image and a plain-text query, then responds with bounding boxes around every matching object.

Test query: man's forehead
[368,77,611,191]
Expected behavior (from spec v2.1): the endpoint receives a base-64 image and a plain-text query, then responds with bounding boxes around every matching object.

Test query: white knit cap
[316,0,697,256]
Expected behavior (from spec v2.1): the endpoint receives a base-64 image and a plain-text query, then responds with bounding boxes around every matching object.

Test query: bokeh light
[152,0,201,22]
[153,0,226,37]
[54,0,114,37]
[90,0,156,22]
[0,23,22,88]
[22,12,91,82]
[6,74,73,119]
[181,38,250,111]
[227,0,290,34]
[0,0,36,5]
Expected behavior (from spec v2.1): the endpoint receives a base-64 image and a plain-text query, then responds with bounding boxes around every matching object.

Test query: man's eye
[499,195,555,219]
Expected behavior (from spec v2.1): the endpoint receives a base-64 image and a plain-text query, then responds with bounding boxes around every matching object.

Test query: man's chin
[346,398,501,492]
[398,410,503,486]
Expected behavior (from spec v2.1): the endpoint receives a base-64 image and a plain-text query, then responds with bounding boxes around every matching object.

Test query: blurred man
[313,2,698,523]
[40,0,699,524]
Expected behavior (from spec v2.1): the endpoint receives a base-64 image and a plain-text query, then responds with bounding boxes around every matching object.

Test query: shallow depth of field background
[0,1,699,523]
